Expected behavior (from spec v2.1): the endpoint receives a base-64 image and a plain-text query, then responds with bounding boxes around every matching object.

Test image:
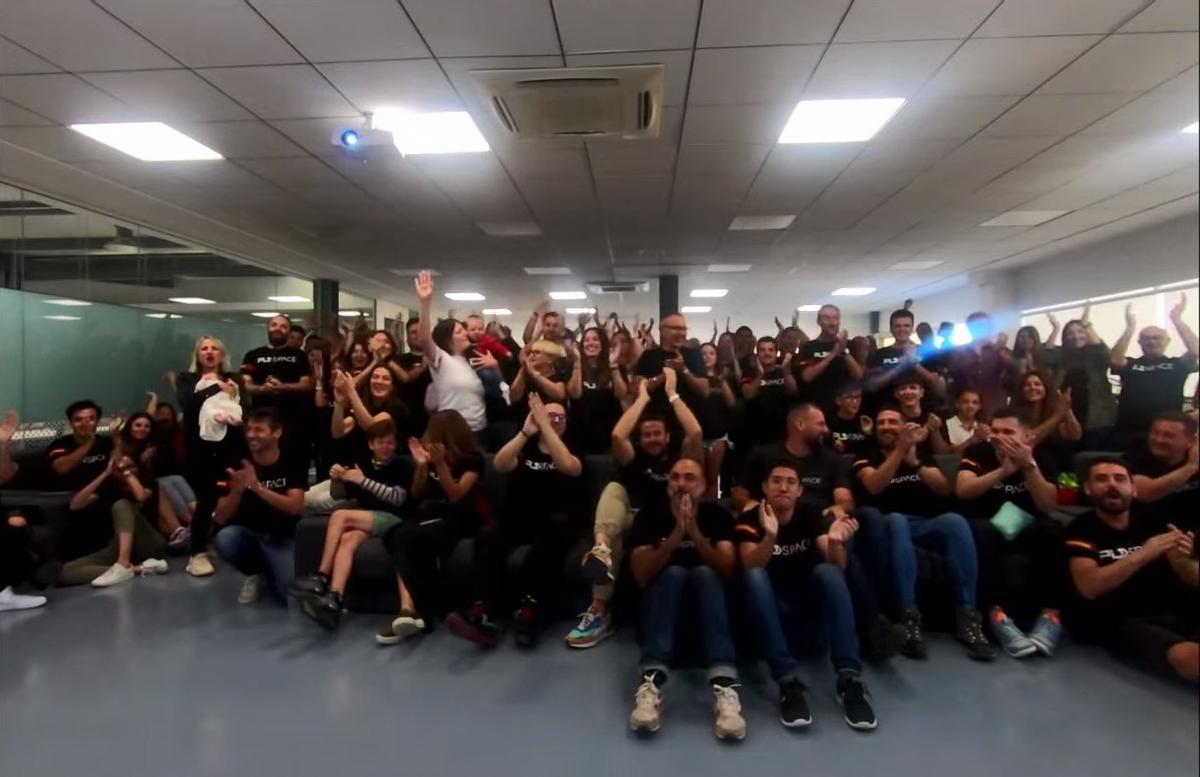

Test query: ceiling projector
[330,126,393,151]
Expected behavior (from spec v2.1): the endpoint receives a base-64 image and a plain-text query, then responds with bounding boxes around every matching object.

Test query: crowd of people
[1,271,1197,741]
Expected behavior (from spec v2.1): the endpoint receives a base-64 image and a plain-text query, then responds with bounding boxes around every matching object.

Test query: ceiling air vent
[470,65,664,140]
[587,280,650,294]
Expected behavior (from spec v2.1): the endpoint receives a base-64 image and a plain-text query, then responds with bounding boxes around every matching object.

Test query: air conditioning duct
[586,280,650,294]
[470,65,663,140]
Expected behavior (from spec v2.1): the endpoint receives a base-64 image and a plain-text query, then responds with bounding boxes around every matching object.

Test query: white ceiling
[0,0,1196,326]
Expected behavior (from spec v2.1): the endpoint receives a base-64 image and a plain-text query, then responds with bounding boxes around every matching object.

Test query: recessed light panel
[251,312,281,318]
[445,292,485,301]
[706,263,753,273]
[831,287,876,297]
[681,305,712,313]
[268,295,310,303]
[797,304,822,312]
[1183,122,1198,134]
[168,297,216,305]
[478,220,541,237]
[778,98,906,144]
[690,289,728,298]
[373,109,489,155]
[549,291,587,300]
[44,299,92,306]
[482,308,512,316]
[729,215,795,231]
[523,267,572,275]
[69,122,223,161]
[565,307,596,315]
[887,260,944,270]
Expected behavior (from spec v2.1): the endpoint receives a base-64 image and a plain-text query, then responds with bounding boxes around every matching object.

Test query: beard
[267,331,287,346]
[1096,489,1132,514]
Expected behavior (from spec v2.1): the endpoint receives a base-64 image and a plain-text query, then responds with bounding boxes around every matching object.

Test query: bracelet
[668,393,681,403]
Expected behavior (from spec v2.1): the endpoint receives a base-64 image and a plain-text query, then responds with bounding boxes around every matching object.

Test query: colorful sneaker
[167,527,191,553]
[630,674,663,734]
[513,596,539,649]
[565,604,613,649]
[186,553,214,577]
[581,544,614,584]
[712,683,747,742]
[779,680,812,728]
[445,602,499,648]
[955,608,997,661]
[238,575,263,605]
[836,673,877,731]
[1028,610,1063,657]
[91,563,134,588]
[137,558,169,576]
[989,607,1037,658]
[0,585,46,611]
[900,608,927,659]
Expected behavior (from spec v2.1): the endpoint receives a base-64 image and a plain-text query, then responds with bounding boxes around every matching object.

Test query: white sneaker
[713,684,747,741]
[630,675,663,734]
[138,558,169,576]
[390,613,426,642]
[238,575,263,605]
[186,553,214,577]
[91,563,135,588]
[0,586,47,611]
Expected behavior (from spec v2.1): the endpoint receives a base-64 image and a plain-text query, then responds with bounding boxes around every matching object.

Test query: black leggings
[382,503,471,617]
[0,519,36,590]
[472,511,582,613]
[188,437,241,556]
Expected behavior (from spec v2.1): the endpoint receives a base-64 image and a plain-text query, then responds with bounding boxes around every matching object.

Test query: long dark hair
[432,318,463,355]
[1014,370,1056,426]
[359,365,400,415]
[118,411,155,459]
[1013,325,1041,358]
[580,326,612,387]
[424,409,480,466]
[1061,319,1088,350]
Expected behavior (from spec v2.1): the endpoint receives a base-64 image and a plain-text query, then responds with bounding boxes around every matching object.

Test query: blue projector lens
[340,129,360,147]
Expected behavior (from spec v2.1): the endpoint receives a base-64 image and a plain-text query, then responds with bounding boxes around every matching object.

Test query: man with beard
[568,370,703,648]
[1127,411,1198,533]
[796,305,862,408]
[1065,457,1198,682]
[626,457,743,741]
[635,312,710,425]
[241,314,314,472]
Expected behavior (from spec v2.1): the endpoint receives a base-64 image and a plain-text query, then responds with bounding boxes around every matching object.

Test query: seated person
[739,461,876,730]
[1064,457,1197,683]
[567,370,702,649]
[828,382,871,456]
[627,458,743,742]
[210,409,306,605]
[1,410,48,611]
[381,410,488,645]
[956,408,1064,659]
[48,400,116,560]
[115,412,189,552]
[891,376,951,454]
[854,408,994,661]
[290,420,411,632]
[943,388,990,455]
[444,395,582,649]
[1127,411,1198,534]
[509,338,568,410]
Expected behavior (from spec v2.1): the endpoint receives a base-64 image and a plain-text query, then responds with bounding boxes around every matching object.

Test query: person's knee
[936,513,974,545]
[813,562,844,589]
[1167,642,1200,683]
[743,566,771,592]
[211,526,243,559]
[882,512,909,541]
[6,514,27,529]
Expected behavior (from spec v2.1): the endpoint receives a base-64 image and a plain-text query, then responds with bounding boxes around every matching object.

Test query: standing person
[943,389,991,455]
[46,400,115,560]
[1127,411,1198,533]
[1064,457,1197,683]
[286,323,307,350]
[635,313,710,429]
[1111,296,1199,450]
[412,272,488,441]
[741,336,797,444]
[947,312,1008,417]
[865,309,942,411]
[828,382,872,456]
[1003,325,1053,399]
[1039,307,1116,448]
[210,409,306,605]
[955,408,1065,659]
[395,318,431,437]
[171,337,246,578]
[567,371,703,648]
[240,314,314,472]
[738,461,876,730]
[305,338,335,483]
[698,342,737,497]
[567,327,627,455]
[797,305,863,408]
[626,457,743,741]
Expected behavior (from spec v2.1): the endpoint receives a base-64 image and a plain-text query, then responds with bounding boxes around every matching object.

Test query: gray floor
[1,571,1196,777]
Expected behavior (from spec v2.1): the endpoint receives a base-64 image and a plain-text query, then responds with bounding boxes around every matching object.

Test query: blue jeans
[743,565,862,680]
[211,526,294,602]
[883,511,978,610]
[157,475,196,518]
[640,565,737,682]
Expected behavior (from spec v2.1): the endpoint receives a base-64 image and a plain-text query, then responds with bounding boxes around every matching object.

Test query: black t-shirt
[828,413,870,457]
[852,443,948,517]
[47,435,113,492]
[396,352,431,436]
[797,338,851,407]
[734,503,825,591]
[240,345,312,420]
[741,442,851,510]
[345,454,413,515]
[866,344,909,406]
[627,499,735,569]
[568,377,622,454]
[957,441,1059,520]
[419,453,485,504]
[217,455,306,539]
[1064,511,1190,619]
[1126,448,1199,533]
[506,438,580,519]
[1114,355,1197,434]
[743,366,791,445]
[619,449,671,512]
[697,373,734,440]
[635,346,707,419]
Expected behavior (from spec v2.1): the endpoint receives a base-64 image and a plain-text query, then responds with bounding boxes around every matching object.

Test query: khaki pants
[592,481,637,602]
[58,499,167,586]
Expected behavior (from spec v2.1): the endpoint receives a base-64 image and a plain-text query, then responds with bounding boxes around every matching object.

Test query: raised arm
[1133,442,1199,502]
[664,368,703,462]
[1111,304,1137,370]
[1169,294,1199,362]
[528,394,582,476]
[414,271,438,367]
[611,379,650,466]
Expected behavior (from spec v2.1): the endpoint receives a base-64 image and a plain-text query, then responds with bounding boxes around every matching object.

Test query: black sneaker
[300,591,341,631]
[836,673,877,731]
[955,608,997,662]
[445,602,499,648]
[779,680,812,728]
[513,596,539,649]
[900,608,927,659]
[864,614,905,661]
[288,573,328,598]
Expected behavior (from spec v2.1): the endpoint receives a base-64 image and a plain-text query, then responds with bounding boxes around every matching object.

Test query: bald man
[1111,295,1198,449]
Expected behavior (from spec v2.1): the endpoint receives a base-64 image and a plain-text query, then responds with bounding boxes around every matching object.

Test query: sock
[643,669,667,688]
[1041,609,1061,623]
[992,606,1009,623]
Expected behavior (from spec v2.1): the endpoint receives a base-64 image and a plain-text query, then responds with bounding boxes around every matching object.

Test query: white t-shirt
[427,347,487,432]
[945,415,978,445]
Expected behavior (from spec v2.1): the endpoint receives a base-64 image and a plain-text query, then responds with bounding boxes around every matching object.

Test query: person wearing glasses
[635,313,711,438]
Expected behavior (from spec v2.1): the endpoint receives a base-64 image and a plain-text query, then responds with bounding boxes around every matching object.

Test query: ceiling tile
[96,0,302,67]
[0,74,141,124]
[1120,0,1200,32]
[877,95,1021,139]
[199,65,359,119]
[851,137,962,171]
[317,60,461,113]
[493,147,591,180]
[239,157,348,188]
[0,126,134,162]
[269,117,365,156]
[1038,32,1199,94]
[676,143,771,176]
[697,0,850,47]
[81,70,254,122]
[0,38,59,74]
[980,94,1131,137]
[565,50,692,106]
[1081,84,1200,135]
[835,0,998,42]
[249,0,429,61]
[587,144,678,175]
[0,99,53,126]
[976,0,1149,36]
[804,40,960,99]
[171,120,307,159]
[0,0,178,71]
[688,46,823,105]
[402,0,560,57]
[682,103,795,144]
[553,0,700,53]
[920,35,1102,97]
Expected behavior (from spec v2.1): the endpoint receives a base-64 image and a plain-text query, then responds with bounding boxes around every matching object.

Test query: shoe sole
[836,692,878,731]
[375,634,400,646]
[715,728,746,742]
[0,598,47,611]
[390,618,422,642]
[300,598,339,631]
[1028,636,1055,657]
[630,720,660,735]
[581,555,614,585]
[1003,642,1039,658]
[186,565,214,577]
[780,716,813,729]
[565,627,614,649]
[92,574,133,588]
[445,613,498,648]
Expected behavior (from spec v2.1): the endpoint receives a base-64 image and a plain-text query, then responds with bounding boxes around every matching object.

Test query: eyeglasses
[548,412,567,423]
[662,324,687,332]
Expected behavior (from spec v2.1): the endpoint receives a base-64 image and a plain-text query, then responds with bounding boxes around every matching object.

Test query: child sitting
[944,388,990,454]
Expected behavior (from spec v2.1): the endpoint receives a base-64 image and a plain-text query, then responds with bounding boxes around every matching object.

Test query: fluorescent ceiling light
[373,109,489,155]
[887,260,943,270]
[778,98,906,144]
[482,308,512,316]
[251,312,280,318]
[690,289,728,298]
[445,292,485,301]
[565,307,596,315]
[69,122,222,161]
[145,313,182,319]
[478,220,541,237]
[1088,287,1155,303]
[267,295,310,303]
[168,297,216,305]
[1021,299,1088,315]
[831,287,875,296]
[339,310,368,317]
[1183,122,1198,134]
[797,304,823,312]
[44,299,92,306]
[523,267,572,276]
[43,315,82,321]
[549,291,587,300]
[1157,278,1199,290]
[729,214,795,231]
[980,210,1069,227]
[707,263,752,273]
[681,305,712,313]
[390,268,439,277]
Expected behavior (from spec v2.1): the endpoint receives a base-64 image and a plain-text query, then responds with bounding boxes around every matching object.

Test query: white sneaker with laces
[0,586,47,611]
[91,563,135,588]
[630,676,662,734]
[138,558,169,576]
[238,575,263,605]
[713,684,747,741]
[186,553,215,577]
